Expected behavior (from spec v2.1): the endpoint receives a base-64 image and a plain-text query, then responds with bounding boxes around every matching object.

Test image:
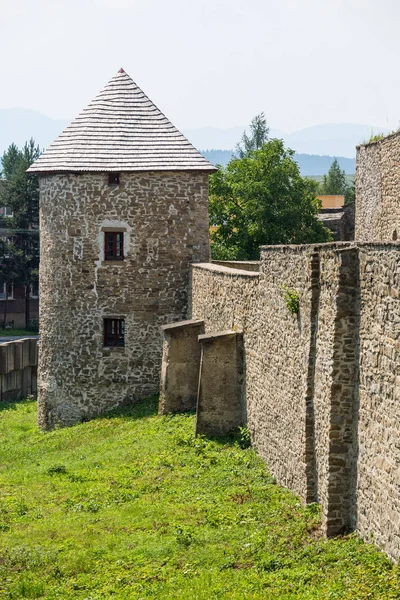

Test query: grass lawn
[0,330,38,337]
[0,398,399,599]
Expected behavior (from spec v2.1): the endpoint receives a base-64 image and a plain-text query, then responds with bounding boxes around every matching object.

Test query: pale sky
[1,0,400,132]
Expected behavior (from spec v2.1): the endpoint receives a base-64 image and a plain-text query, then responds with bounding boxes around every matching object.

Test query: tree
[236,112,269,158]
[0,139,40,328]
[0,237,25,328]
[0,139,40,229]
[320,158,347,196]
[210,138,332,260]
[344,181,355,205]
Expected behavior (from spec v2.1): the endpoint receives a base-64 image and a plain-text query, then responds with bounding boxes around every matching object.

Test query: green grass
[0,329,38,337]
[0,398,399,599]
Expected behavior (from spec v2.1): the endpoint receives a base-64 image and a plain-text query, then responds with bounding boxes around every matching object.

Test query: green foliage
[0,328,38,336]
[319,158,347,196]
[210,138,331,260]
[0,397,398,599]
[366,127,400,145]
[237,426,251,449]
[282,285,300,315]
[345,181,355,205]
[0,139,40,230]
[368,132,386,144]
[236,112,269,158]
[0,140,40,328]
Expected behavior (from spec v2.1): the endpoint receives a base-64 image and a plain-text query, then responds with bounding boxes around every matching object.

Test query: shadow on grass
[0,397,36,414]
[103,397,251,450]
[98,394,160,422]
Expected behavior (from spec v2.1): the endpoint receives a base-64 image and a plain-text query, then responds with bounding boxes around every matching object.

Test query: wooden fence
[0,339,38,402]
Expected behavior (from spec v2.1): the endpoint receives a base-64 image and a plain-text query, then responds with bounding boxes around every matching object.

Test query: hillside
[0,111,380,176]
[202,150,356,176]
[0,109,69,157]
[0,397,397,599]
[184,123,387,158]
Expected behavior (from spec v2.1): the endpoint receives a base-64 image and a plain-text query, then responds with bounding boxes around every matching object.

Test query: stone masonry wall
[38,171,210,429]
[356,133,400,242]
[250,247,320,503]
[190,249,320,503]
[312,247,359,535]
[356,244,400,560]
[190,243,400,555]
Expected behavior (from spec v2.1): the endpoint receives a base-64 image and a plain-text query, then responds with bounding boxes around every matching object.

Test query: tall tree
[320,158,347,196]
[0,139,40,328]
[236,112,269,158]
[0,237,25,328]
[0,139,40,229]
[210,138,331,260]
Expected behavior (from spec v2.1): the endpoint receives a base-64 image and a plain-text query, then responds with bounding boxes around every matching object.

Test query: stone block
[21,339,30,368]
[159,319,204,415]
[0,345,8,375]
[5,343,15,373]
[14,340,24,370]
[28,339,38,367]
[196,330,245,436]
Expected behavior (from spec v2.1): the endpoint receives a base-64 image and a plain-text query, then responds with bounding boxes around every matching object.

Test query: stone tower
[28,69,216,429]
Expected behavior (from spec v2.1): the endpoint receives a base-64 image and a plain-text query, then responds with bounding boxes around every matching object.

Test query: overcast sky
[1,0,399,132]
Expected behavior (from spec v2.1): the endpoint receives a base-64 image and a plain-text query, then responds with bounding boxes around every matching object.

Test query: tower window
[108,173,120,185]
[105,232,124,261]
[104,318,125,347]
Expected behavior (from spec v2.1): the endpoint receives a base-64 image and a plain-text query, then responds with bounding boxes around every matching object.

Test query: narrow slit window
[105,232,124,261]
[104,318,125,347]
[108,173,120,185]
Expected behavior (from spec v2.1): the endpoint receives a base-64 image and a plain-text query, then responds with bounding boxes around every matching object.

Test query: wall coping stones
[192,263,260,278]
[260,242,356,254]
[199,330,243,343]
[356,128,400,150]
[259,242,400,256]
[161,319,204,333]
[212,260,260,272]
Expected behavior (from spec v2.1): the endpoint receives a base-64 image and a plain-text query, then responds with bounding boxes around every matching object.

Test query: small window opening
[104,318,125,347]
[108,173,120,185]
[105,231,124,261]
[393,229,398,241]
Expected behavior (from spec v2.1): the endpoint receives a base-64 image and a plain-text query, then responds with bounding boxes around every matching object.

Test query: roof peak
[27,70,217,174]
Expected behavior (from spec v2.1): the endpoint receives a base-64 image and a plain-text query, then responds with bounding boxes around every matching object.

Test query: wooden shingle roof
[28,69,217,174]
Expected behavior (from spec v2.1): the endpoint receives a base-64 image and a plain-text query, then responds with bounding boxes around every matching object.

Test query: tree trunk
[25,285,30,329]
[2,290,8,330]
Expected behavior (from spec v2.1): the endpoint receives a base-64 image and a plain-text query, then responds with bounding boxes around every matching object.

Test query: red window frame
[104,231,124,261]
[104,318,125,347]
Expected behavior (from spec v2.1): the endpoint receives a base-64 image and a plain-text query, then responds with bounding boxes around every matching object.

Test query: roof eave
[27,166,218,175]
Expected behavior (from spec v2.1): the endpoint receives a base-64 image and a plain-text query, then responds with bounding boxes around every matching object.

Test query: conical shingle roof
[28,69,216,174]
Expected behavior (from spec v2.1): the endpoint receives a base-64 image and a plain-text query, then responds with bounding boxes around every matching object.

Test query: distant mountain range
[0,109,386,176]
[202,150,356,176]
[183,123,388,159]
[0,109,69,156]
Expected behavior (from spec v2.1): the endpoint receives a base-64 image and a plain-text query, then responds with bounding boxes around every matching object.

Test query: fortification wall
[38,171,210,429]
[191,249,320,503]
[251,247,318,502]
[312,247,359,535]
[356,133,400,242]
[356,244,400,560]
[190,243,400,557]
